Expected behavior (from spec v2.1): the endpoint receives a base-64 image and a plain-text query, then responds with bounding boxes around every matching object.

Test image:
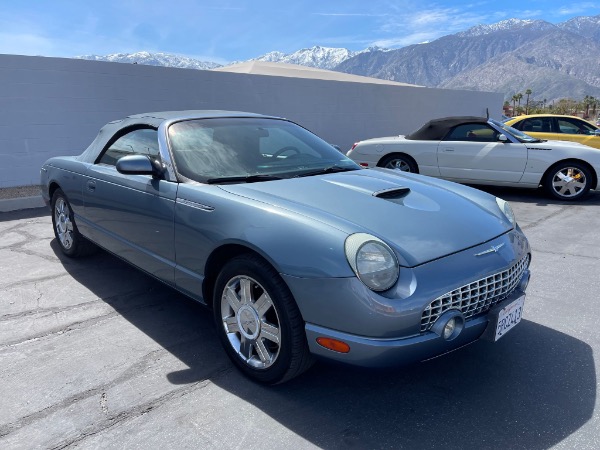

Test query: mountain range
[77,15,600,102]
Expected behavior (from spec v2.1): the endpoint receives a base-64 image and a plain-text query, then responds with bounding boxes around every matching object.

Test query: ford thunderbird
[41,111,531,383]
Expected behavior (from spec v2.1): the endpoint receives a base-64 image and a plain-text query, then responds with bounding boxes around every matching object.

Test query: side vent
[373,188,411,199]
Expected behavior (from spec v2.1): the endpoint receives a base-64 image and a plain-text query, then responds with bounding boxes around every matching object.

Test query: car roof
[405,116,489,140]
[79,110,283,162]
[508,114,586,120]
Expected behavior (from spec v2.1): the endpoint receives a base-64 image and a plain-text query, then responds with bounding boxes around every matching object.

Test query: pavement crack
[0,273,71,291]
[520,204,575,231]
[0,357,232,445]
[531,248,600,260]
[49,366,233,450]
[0,310,121,349]
[0,295,165,350]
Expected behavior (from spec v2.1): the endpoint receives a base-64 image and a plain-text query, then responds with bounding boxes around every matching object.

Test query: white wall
[0,54,503,188]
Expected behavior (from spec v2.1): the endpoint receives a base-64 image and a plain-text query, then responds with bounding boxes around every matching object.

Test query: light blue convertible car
[41,111,531,383]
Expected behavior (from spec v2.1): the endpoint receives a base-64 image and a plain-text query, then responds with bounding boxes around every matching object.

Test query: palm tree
[516,93,523,111]
[525,89,532,114]
[583,95,597,119]
[511,94,519,116]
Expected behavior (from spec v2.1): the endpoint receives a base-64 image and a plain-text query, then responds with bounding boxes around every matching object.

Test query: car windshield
[168,117,360,183]
[489,119,542,143]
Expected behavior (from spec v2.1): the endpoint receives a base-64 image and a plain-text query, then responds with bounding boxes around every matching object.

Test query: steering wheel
[272,146,300,158]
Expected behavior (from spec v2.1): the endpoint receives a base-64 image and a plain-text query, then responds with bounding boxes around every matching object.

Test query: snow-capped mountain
[558,15,600,40]
[335,15,600,101]
[249,46,367,70]
[456,19,555,37]
[73,15,600,102]
[76,51,222,70]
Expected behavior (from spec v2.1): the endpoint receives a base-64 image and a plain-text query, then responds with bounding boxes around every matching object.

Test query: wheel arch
[377,152,420,173]
[541,158,598,190]
[48,181,62,202]
[202,243,284,309]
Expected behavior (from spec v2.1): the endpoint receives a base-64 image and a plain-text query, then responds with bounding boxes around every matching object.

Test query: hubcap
[385,159,411,171]
[221,276,281,369]
[552,167,586,198]
[54,197,74,250]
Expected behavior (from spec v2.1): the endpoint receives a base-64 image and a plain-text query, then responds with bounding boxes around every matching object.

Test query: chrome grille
[420,254,530,333]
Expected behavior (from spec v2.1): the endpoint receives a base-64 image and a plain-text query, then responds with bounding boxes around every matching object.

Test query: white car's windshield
[168,117,359,183]
[490,119,542,143]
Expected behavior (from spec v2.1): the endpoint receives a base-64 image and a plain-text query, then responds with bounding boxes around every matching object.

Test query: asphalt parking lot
[1,187,599,449]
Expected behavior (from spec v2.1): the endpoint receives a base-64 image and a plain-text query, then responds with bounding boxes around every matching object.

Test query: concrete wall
[0,54,503,188]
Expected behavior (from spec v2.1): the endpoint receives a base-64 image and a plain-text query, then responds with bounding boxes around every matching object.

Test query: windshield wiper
[206,174,284,184]
[295,165,360,178]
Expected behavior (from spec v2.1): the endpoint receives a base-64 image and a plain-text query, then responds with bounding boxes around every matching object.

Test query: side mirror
[498,134,508,143]
[116,154,164,178]
[331,144,342,152]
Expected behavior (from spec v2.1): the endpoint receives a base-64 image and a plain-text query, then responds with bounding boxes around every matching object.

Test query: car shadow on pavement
[51,241,596,450]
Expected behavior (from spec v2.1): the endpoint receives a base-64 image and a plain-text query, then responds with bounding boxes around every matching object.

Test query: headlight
[496,197,516,227]
[345,233,399,291]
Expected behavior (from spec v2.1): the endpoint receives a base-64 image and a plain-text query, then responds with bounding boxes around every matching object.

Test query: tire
[543,162,592,201]
[51,189,96,257]
[213,254,313,384]
[378,154,418,173]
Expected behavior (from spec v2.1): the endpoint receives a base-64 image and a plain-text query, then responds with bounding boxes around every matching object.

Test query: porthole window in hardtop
[98,128,160,166]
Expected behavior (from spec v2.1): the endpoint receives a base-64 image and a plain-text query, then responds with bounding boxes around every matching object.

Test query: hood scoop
[373,187,411,200]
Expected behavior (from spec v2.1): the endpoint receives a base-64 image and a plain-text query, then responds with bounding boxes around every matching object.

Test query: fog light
[443,318,456,340]
[431,310,465,341]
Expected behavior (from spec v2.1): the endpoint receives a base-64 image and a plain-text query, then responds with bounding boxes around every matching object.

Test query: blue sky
[1,0,598,63]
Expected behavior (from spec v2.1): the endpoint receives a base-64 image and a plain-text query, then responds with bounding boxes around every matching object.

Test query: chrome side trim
[176,198,215,212]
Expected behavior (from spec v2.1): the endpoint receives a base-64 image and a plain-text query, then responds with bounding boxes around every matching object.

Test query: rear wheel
[51,189,96,257]
[543,162,592,201]
[379,154,418,173]
[213,254,313,384]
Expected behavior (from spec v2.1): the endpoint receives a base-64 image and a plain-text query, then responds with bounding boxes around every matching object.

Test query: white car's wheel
[544,162,592,201]
[379,154,418,173]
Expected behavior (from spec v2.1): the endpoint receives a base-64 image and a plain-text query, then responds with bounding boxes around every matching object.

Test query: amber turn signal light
[316,337,351,353]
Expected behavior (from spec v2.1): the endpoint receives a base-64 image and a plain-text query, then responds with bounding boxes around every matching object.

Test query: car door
[83,127,177,284]
[437,122,527,183]
[554,117,600,149]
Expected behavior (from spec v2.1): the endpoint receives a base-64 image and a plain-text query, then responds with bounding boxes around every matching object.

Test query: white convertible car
[346,116,600,201]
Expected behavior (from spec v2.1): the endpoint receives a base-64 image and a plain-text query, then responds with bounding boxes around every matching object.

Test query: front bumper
[282,229,531,367]
[304,289,526,367]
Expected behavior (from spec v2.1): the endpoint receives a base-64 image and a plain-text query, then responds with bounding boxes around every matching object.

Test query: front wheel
[543,162,592,201]
[213,254,313,384]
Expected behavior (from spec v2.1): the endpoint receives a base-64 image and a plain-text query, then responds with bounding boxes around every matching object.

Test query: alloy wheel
[54,197,74,250]
[220,275,281,369]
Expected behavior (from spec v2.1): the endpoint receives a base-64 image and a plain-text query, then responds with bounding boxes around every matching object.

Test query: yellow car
[505,115,600,149]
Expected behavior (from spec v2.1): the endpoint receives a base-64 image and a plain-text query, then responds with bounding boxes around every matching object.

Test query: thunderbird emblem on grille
[475,243,505,256]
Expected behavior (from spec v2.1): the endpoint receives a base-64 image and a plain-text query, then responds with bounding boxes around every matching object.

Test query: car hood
[525,139,598,150]
[218,169,511,267]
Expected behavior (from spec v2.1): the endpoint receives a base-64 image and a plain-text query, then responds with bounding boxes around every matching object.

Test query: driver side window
[556,118,595,135]
[98,128,160,166]
[444,124,498,142]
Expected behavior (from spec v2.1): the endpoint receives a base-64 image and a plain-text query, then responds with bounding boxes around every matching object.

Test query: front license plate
[494,295,525,341]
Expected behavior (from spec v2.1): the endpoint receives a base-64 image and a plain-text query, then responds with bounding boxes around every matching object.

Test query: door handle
[87,180,96,192]
[444,148,455,152]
